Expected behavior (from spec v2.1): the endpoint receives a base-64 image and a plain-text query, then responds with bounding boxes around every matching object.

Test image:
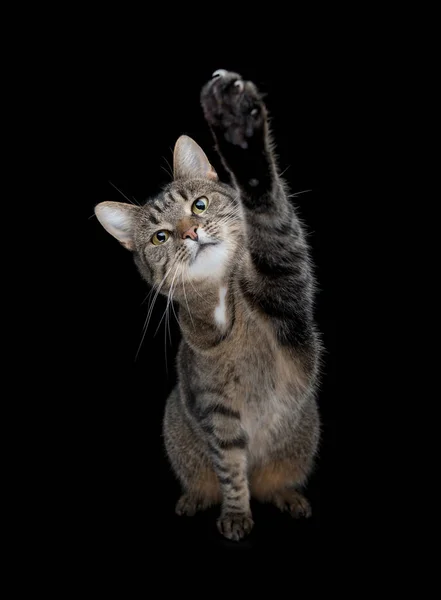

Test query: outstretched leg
[201,70,317,358]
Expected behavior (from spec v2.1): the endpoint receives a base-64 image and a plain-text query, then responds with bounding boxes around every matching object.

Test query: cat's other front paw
[201,69,266,149]
[217,511,254,541]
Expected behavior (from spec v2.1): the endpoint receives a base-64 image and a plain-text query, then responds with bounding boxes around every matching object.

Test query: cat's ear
[94,202,140,251]
[173,135,218,181]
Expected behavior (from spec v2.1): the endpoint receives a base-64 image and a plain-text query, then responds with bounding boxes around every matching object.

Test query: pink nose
[182,225,198,241]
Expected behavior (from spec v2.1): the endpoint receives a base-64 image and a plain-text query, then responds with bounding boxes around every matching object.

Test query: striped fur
[95,71,322,541]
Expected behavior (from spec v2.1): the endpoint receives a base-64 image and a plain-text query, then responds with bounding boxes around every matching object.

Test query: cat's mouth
[187,239,228,279]
[198,241,217,250]
[194,241,218,260]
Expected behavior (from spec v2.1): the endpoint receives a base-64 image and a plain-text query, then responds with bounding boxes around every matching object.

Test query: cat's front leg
[201,71,315,353]
[200,69,278,209]
[212,445,254,541]
[197,399,254,540]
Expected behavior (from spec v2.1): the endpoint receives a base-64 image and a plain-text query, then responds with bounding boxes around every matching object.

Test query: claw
[212,69,228,78]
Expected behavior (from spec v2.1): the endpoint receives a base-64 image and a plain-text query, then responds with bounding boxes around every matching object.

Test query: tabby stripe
[251,255,299,278]
[199,404,240,420]
[215,435,247,450]
[201,422,214,435]
[211,405,240,418]
[229,491,245,500]
[221,508,249,517]
[208,442,223,458]
[149,214,160,225]
[217,475,232,486]
[230,483,244,493]
[212,461,230,474]
[216,476,243,494]
[223,502,245,511]
[253,219,294,237]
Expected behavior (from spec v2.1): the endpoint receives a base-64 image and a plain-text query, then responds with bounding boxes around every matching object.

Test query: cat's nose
[182,225,199,241]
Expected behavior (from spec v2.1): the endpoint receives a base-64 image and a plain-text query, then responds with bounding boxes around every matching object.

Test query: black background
[68,48,360,553]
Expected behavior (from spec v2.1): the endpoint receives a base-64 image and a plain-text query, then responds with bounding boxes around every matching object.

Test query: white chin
[188,242,229,280]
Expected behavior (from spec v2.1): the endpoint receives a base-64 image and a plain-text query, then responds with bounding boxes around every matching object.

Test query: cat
[94,69,321,541]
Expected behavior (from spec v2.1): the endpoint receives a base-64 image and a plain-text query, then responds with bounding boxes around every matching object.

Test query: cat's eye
[152,230,170,245]
[192,197,209,215]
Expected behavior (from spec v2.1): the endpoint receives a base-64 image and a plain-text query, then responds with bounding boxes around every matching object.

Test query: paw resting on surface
[201,69,266,149]
[217,511,254,542]
[271,489,312,519]
[175,493,209,516]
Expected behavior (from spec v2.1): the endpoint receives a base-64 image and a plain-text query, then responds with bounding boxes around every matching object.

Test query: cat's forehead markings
[156,191,189,211]
[147,212,161,226]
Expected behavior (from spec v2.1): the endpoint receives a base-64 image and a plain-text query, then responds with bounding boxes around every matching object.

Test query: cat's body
[95,70,321,541]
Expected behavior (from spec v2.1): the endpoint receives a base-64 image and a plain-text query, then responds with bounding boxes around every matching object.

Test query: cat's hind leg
[269,487,312,518]
[249,458,312,518]
[249,399,319,519]
[174,464,221,517]
[163,386,222,516]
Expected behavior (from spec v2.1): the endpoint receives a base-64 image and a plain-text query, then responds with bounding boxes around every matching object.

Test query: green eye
[152,230,170,245]
[192,197,209,215]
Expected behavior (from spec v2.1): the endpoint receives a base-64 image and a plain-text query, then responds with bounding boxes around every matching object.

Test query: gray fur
[95,71,322,541]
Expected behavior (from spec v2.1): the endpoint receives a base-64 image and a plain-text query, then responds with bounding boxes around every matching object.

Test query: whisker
[161,165,173,179]
[288,189,312,198]
[164,156,174,178]
[181,269,195,329]
[141,279,160,306]
[169,282,180,325]
[166,264,180,343]
[143,269,171,332]
[108,181,141,206]
[154,264,180,337]
[279,164,291,178]
[161,155,174,180]
[135,259,177,359]
[187,275,206,301]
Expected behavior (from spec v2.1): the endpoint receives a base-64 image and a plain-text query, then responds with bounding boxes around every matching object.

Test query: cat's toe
[175,493,202,516]
[272,489,312,519]
[212,69,228,78]
[217,512,254,541]
[201,71,263,144]
[206,69,243,90]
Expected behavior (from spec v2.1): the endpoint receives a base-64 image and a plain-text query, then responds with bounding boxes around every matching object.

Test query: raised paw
[175,493,208,517]
[217,511,254,541]
[200,69,266,149]
[271,489,312,519]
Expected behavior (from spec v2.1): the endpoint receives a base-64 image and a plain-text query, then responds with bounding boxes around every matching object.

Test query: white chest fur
[214,286,228,328]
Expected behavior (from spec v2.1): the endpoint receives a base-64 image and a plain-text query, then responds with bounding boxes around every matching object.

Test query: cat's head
[95,136,243,295]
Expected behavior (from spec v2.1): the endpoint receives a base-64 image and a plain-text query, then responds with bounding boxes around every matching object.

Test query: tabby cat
[95,70,321,541]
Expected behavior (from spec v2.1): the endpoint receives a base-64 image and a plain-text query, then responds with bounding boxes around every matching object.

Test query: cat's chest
[213,286,228,329]
[241,394,289,460]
